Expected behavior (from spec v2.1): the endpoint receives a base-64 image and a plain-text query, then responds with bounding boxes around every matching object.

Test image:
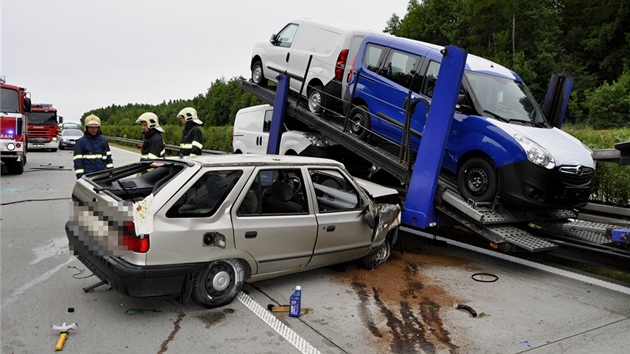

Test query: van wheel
[457,157,498,203]
[348,105,370,140]
[192,259,245,308]
[361,239,391,270]
[251,60,268,87]
[307,85,325,114]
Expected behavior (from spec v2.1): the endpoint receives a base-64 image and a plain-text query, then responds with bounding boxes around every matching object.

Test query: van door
[265,23,299,82]
[372,49,423,147]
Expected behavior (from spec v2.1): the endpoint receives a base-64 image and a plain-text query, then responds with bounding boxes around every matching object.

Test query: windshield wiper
[483,110,509,123]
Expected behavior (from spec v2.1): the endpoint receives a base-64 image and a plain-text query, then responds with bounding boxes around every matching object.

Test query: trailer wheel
[307,85,325,115]
[251,60,268,87]
[457,157,498,203]
[192,259,245,308]
[348,105,370,140]
[361,239,391,270]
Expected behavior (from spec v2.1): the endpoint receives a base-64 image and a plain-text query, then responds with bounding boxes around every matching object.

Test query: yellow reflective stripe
[192,141,203,148]
[106,151,112,156]
[190,153,197,156]
[180,143,193,149]
[75,169,84,174]
[160,148,165,156]
[147,153,160,159]
[106,164,114,168]
[73,155,83,160]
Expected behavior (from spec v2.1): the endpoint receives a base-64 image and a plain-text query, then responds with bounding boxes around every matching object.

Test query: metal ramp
[533,220,615,245]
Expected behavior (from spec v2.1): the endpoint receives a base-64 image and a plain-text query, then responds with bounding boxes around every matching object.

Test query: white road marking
[237,291,322,354]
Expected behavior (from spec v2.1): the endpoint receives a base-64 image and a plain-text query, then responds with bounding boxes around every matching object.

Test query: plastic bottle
[289,286,302,317]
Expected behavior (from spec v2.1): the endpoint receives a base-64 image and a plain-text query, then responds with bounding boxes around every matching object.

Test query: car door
[263,23,299,85]
[306,168,373,268]
[231,167,318,276]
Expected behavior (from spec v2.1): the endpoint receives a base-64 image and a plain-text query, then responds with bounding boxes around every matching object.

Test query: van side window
[262,109,273,133]
[381,50,420,90]
[275,23,299,48]
[364,44,386,73]
[421,61,441,97]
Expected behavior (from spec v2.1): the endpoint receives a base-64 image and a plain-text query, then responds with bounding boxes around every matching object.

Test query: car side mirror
[269,34,278,45]
[360,204,376,229]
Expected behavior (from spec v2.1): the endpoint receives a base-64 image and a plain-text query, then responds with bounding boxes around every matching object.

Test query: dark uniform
[73,131,113,178]
[180,121,203,156]
[140,128,165,160]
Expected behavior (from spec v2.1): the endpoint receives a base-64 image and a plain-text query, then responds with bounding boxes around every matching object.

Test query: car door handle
[286,52,290,62]
[326,225,335,232]
[245,231,257,239]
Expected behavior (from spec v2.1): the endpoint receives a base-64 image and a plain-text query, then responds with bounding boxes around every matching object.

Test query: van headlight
[304,133,329,147]
[514,134,555,169]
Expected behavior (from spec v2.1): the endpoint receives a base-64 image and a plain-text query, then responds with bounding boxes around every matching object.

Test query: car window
[275,23,298,48]
[420,61,440,97]
[238,168,308,216]
[63,129,83,136]
[166,169,243,218]
[309,169,361,213]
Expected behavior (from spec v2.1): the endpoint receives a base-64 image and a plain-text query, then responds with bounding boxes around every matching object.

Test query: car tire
[192,259,245,308]
[347,105,370,140]
[361,239,391,270]
[307,85,325,115]
[457,157,498,203]
[8,160,24,175]
[251,60,268,87]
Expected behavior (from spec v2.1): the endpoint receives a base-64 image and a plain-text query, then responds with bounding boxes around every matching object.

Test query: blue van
[346,34,595,209]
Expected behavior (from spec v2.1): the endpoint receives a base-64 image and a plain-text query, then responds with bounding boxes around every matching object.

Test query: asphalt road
[1,147,629,354]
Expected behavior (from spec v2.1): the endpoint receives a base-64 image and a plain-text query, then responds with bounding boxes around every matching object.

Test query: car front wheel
[307,85,325,114]
[192,259,245,308]
[457,157,499,204]
[361,239,391,270]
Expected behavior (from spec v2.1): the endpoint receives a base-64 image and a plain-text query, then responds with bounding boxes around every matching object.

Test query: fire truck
[27,103,60,151]
[0,76,31,175]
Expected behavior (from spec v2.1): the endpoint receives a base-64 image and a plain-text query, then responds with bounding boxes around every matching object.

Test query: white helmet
[136,112,164,133]
[84,114,101,127]
[177,107,203,125]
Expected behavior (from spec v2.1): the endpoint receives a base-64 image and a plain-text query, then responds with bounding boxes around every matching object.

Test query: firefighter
[136,112,165,160]
[177,107,204,156]
[73,114,114,179]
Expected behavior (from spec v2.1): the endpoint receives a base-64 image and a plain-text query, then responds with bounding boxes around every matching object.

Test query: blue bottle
[289,286,302,317]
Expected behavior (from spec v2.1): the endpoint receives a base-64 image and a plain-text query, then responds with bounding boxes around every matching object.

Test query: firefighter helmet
[136,112,164,133]
[84,114,101,127]
[177,107,203,125]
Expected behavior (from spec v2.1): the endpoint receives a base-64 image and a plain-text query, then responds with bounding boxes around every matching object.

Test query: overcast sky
[2,0,409,123]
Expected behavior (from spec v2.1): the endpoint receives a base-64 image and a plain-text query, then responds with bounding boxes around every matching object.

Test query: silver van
[251,19,372,114]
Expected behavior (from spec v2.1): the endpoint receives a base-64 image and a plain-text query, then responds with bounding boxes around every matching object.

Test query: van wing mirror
[269,33,278,45]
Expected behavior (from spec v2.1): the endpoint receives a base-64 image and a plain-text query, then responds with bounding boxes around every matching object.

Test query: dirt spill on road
[337,248,472,353]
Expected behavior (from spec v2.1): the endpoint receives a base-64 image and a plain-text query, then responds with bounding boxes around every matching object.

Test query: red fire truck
[27,103,60,151]
[1,77,31,175]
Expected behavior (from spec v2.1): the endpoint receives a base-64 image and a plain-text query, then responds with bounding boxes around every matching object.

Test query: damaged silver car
[66,154,401,308]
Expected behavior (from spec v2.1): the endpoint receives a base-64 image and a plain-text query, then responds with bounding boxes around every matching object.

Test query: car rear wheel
[192,259,245,308]
[347,105,370,140]
[361,239,391,270]
[307,85,325,115]
[457,157,498,203]
[251,60,268,87]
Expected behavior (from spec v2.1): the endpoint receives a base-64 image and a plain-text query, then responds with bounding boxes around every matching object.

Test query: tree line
[86,0,629,130]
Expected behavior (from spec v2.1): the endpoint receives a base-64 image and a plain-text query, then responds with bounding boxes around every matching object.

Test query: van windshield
[465,71,547,126]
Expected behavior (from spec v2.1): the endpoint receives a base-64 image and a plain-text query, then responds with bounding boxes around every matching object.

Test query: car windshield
[465,71,547,126]
[62,129,83,136]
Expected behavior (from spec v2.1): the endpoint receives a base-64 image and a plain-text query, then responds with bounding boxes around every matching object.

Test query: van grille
[558,166,594,185]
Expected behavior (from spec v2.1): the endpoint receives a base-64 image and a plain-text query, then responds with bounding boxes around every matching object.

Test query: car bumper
[498,160,594,209]
[65,221,205,298]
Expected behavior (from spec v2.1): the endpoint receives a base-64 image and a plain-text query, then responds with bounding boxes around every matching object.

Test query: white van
[232,104,373,177]
[232,104,331,156]
[250,19,372,115]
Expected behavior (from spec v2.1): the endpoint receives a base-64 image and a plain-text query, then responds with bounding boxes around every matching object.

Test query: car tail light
[122,221,150,253]
[335,49,349,80]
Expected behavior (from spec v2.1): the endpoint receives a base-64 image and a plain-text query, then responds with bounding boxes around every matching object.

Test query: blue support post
[402,46,467,229]
[542,73,574,129]
[266,74,290,155]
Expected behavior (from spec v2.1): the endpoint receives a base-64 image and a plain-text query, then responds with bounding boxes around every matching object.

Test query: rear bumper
[65,221,205,298]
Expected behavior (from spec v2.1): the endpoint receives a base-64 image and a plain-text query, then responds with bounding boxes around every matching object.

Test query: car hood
[489,120,595,168]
